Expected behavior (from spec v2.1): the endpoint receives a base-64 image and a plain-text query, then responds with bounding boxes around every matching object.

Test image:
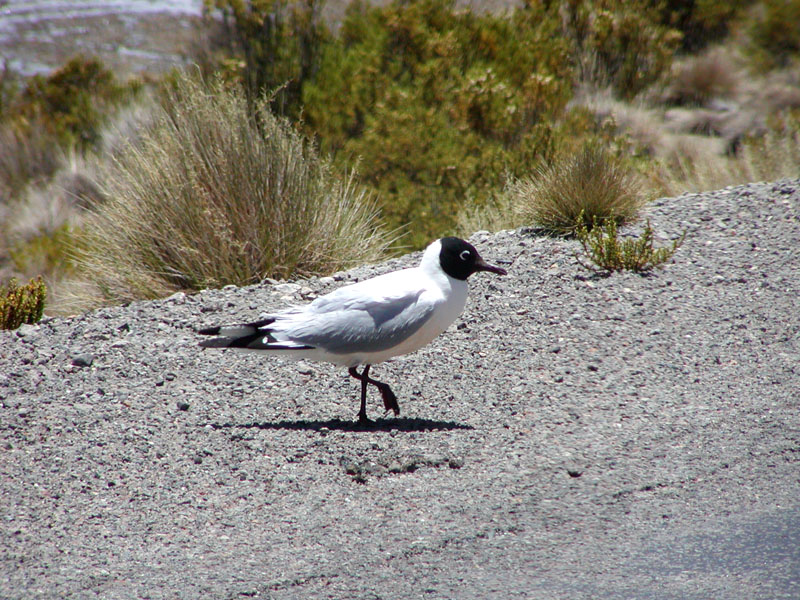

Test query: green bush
[301,0,572,247]
[0,276,46,330]
[0,56,140,202]
[575,213,684,273]
[14,55,141,151]
[657,0,754,52]
[560,0,682,98]
[746,0,800,69]
[201,0,329,117]
[72,74,393,307]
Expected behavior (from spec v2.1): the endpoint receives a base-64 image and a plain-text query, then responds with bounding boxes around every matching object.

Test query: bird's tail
[198,318,313,351]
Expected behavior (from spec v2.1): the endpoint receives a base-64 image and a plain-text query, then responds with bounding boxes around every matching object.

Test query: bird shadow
[207,417,473,433]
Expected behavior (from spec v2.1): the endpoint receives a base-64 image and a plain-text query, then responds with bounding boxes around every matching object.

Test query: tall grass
[70,74,393,308]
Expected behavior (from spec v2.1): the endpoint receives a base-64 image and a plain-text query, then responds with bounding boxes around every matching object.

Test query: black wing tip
[198,337,315,351]
[197,318,275,336]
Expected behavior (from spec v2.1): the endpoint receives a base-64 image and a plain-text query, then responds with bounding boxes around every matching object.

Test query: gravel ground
[1,180,798,599]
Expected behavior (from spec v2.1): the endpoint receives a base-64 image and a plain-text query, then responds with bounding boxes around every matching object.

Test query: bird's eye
[459,250,471,261]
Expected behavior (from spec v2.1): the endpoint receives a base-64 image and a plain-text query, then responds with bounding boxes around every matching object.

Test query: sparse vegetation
[575,212,684,273]
[70,74,393,308]
[0,276,46,330]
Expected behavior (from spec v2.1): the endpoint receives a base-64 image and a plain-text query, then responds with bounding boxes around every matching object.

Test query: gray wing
[273,287,437,355]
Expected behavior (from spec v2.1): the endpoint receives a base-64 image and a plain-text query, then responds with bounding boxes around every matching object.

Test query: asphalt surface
[1,180,798,599]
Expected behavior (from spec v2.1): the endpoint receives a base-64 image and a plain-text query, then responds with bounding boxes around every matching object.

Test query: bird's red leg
[348,365,400,419]
[349,366,372,423]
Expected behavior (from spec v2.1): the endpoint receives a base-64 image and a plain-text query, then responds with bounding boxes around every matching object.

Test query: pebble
[71,354,94,368]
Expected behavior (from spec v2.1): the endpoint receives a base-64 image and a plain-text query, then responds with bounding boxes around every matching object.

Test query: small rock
[386,460,404,473]
[177,401,190,411]
[274,283,301,295]
[71,354,94,368]
[448,457,464,469]
[15,324,38,338]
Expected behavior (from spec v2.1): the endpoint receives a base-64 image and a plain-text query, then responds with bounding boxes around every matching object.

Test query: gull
[198,237,507,423]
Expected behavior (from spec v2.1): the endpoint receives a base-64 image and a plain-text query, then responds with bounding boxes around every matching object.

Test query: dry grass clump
[662,47,739,106]
[0,121,65,202]
[456,193,515,239]
[654,113,800,195]
[69,74,392,309]
[509,145,648,236]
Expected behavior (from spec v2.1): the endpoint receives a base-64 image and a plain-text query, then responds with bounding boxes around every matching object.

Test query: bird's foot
[357,410,374,425]
[378,384,400,416]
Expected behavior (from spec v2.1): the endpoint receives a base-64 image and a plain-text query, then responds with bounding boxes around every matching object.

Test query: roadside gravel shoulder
[1,180,798,599]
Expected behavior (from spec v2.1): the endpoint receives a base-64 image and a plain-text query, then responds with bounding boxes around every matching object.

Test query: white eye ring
[459,250,471,261]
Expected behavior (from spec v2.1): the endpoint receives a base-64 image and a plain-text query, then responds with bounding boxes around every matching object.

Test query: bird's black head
[438,237,507,281]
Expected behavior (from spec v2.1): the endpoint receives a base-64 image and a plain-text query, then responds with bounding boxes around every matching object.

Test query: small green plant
[0,276,46,330]
[575,211,684,273]
[510,144,647,237]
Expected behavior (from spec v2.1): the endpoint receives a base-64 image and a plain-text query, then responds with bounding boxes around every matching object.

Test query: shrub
[663,46,739,106]
[0,276,46,330]
[509,144,647,236]
[301,0,572,247]
[201,0,329,117]
[560,0,682,99]
[0,120,65,202]
[575,212,684,273]
[746,0,800,69]
[658,0,754,52]
[0,56,140,203]
[71,74,393,307]
[14,55,141,151]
